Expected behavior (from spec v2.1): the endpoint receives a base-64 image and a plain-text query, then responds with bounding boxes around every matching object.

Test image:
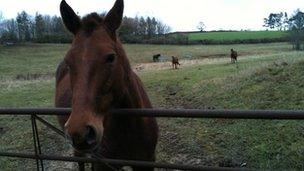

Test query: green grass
[140,51,304,170]
[0,44,67,79]
[0,43,292,75]
[125,42,292,63]
[0,43,304,170]
[0,79,71,170]
[188,31,288,41]
[2,43,288,79]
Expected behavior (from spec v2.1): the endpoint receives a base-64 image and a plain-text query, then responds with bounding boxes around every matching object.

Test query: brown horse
[55,0,158,170]
[230,49,238,63]
[172,56,180,69]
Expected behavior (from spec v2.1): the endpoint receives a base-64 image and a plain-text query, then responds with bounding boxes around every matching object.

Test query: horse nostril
[85,125,97,146]
[71,134,83,146]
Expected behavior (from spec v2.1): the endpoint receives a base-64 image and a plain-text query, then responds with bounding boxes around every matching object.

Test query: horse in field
[55,0,158,170]
[230,49,238,63]
[153,54,161,62]
[172,56,180,69]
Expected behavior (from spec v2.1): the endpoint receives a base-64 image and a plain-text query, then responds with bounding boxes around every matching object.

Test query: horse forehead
[80,27,112,42]
[69,40,114,60]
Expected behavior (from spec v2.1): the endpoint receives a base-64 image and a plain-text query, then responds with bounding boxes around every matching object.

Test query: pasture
[188,31,288,41]
[0,43,304,170]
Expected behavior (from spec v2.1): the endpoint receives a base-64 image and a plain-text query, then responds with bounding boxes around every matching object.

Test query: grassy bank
[0,43,303,170]
[188,31,288,42]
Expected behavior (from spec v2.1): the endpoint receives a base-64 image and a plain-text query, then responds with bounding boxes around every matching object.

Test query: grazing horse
[171,56,180,69]
[55,0,158,170]
[153,54,161,62]
[230,49,238,63]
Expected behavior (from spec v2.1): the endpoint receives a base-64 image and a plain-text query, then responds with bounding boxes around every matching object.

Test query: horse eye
[106,54,116,63]
[66,65,71,72]
[64,60,71,71]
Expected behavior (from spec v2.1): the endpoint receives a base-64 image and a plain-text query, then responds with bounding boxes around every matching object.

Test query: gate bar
[30,115,41,171]
[32,115,44,171]
[34,115,65,137]
[0,108,304,120]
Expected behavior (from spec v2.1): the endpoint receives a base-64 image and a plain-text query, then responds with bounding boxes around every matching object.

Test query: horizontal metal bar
[0,152,250,171]
[0,108,304,120]
[0,108,70,115]
[112,109,304,120]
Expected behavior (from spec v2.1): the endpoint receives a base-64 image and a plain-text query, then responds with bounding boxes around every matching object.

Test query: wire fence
[1,108,304,171]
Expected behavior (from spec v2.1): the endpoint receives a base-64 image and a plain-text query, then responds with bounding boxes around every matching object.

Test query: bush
[0,31,18,44]
[35,34,72,43]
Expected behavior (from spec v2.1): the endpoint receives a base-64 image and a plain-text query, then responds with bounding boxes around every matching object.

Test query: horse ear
[60,0,81,35]
[104,0,124,33]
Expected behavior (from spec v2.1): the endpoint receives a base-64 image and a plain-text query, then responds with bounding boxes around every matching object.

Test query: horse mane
[55,60,69,85]
[81,13,104,34]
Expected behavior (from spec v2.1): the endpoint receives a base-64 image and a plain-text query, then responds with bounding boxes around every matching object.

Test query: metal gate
[1,108,304,171]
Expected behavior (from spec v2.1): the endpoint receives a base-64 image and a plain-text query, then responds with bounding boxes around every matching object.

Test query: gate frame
[1,108,304,171]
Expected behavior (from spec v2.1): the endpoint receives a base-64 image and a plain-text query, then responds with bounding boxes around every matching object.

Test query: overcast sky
[0,0,303,31]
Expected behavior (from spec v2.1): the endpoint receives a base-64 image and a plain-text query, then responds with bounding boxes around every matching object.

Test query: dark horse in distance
[55,0,158,170]
[172,56,180,69]
[153,54,161,62]
[230,49,238,63]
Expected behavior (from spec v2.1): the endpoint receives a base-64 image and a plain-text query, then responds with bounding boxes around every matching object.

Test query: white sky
[0,0,303,31]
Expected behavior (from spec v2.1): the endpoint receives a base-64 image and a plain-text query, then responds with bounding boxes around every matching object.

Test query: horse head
[60,0,129,151]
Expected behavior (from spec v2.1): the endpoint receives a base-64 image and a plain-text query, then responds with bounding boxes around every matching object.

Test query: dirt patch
[200,53,227,58]
[133,58,227,72]
[133,52,267,72]
[197,52,254,60]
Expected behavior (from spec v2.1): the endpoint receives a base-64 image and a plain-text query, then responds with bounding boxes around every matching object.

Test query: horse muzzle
[66,125,101,152]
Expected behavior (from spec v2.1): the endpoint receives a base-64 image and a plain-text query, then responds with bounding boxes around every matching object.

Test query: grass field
[188,31,288,41]
[0,42,292,76]
[0,43,304,170]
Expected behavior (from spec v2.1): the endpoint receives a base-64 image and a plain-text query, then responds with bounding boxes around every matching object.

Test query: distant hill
[169,31,289,44]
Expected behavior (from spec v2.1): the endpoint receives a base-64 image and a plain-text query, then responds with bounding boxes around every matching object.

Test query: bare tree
[282,12,289,31]
[0,11,4,34]
[0,11,3,22]
[0,19,19,43]
[289,9,304,50]
[263,12,284,30]
[197,21,205,32]
[156,21,171,34]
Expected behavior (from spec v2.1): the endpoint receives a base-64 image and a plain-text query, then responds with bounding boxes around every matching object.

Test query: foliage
[34,13,46,41]
[16,11,32,42]
[288,10,304,50]
[119,16,171,41]
[0,11,3,21]
[0,12,72,43]
[0,19,18,43]
[0,11,171,44]
[263,12,288,30]
[263,10,304,50]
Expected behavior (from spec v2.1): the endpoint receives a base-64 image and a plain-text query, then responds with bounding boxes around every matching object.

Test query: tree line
[1,9,303,47]
[264,9,304,50]
[0,11,171,44]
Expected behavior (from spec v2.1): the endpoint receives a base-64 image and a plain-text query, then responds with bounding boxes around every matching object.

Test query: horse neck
[116,71,151,109]
[114,43,151,109]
